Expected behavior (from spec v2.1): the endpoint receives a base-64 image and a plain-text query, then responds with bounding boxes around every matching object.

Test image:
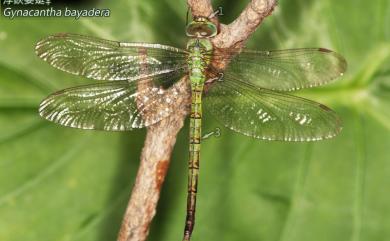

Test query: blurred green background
[0,0,389,241]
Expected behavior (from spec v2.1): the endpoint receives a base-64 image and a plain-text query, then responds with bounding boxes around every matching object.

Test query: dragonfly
[35,14,346,241]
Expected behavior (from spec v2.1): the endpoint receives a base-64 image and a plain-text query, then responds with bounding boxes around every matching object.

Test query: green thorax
[186,39,213,88]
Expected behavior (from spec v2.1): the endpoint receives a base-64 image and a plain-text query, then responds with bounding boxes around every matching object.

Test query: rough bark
[117,1,277,241]
[117,79,189,241]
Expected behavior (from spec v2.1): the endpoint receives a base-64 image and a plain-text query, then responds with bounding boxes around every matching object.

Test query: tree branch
[117,1,276,241]
[187,0,214,17]
[213,0,277,48]
[117,79,190,241]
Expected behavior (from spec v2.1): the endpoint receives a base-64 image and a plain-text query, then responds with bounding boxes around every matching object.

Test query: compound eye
[186,21,217,38]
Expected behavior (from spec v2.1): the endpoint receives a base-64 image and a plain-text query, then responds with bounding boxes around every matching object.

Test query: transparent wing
[35,33,188,81]
[203,76,342,141]
[211,48,347,91]
[39,74,188,131]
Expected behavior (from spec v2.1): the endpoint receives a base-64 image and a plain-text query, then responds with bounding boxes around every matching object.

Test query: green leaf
[0,0,389,241]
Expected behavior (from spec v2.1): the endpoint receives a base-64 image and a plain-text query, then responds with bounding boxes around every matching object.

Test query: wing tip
[318,48,348,77]
[35,33,70,56]
[38,96,55,122]
[335,52,348,77]
[318,47,332,53]
[35,38,46,57]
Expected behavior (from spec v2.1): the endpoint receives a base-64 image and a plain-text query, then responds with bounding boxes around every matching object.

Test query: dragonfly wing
[203,76,342,141]
[213,48,346,91]
[36,33,188,81]
[39,74,189,131]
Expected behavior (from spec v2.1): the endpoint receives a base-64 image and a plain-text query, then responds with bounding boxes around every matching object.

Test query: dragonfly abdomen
[184,87,203,240]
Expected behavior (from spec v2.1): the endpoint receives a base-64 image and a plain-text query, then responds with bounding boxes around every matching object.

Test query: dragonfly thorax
[186,38,212,52]
[187,39,212,86]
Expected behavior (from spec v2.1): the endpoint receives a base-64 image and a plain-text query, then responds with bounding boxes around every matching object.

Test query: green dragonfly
[36,15,346,241]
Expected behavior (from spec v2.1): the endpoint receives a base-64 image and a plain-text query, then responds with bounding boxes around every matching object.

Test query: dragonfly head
[186,17,217,38]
